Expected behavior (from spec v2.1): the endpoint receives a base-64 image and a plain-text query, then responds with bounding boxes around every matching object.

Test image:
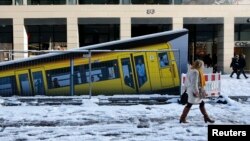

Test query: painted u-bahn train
[0,29,188,96]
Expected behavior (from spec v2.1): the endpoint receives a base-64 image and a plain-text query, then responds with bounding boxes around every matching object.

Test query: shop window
[132,24,171,37]
[15,0,23,5]
[79,0,119,4]
[27,0,66,5]
[79,24,120,46]
[27,25,67,52]
[0,0,12,5]
[131,0,171,4]
[235,24,250,41]
[0,25,13,61]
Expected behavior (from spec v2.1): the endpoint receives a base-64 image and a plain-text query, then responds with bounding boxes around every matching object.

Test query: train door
[15,70,33,96]
[31,68,46,95]
[132,53,152,93]
[119,55,137,94]
[158,52,175,88]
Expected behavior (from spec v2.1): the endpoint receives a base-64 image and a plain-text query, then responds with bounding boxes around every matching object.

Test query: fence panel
[181,72,221,97]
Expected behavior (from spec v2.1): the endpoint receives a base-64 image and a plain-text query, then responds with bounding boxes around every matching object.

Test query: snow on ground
[221,74,250,96]
[0,74,250,141]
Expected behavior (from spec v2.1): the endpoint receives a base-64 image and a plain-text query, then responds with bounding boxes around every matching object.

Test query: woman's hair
[191,59,204,69]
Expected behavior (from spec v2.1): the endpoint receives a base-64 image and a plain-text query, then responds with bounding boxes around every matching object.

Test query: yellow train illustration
[0,29,188,96]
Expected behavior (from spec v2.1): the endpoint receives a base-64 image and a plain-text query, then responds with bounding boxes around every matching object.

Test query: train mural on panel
[0,29,188,96]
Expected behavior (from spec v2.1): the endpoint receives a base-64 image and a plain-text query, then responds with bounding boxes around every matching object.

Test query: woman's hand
[193,91,199,97]
[201,89,208,97]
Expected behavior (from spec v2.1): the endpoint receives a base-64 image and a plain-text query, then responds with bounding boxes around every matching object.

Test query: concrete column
[120,17,131,40]
[222,17,234,74]
[13,18,28,59]
[23,0,27,5]
[172,17,183,30]
[67,17,79,49]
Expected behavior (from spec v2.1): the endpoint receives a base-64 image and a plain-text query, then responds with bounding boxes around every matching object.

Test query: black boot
[199,106,215,123]
[180,106,190,123]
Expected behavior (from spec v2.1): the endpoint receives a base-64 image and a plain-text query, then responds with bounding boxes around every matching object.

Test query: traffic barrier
[181,72,221,97]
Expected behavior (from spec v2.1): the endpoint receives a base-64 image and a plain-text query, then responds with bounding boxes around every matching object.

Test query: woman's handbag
[180,90,188,105]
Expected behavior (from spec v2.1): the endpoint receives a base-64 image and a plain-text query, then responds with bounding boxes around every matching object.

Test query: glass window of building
[0,19,13,61]
[181,0,231,5]
[15,0,23,5]
[25,18,67,54]
[234,18,250,73]
[27,0,66,5]
[184,17,223,72]
[78,18,120,46]
[131,0,172,4]
[235,24,250,41]
[0,0,12,5]
[79,0,119,4]
[131,18,172,37]
[67,0,77,4]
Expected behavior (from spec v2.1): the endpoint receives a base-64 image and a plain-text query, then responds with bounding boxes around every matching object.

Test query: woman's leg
[199,101,215,123]
[180,103,192,123]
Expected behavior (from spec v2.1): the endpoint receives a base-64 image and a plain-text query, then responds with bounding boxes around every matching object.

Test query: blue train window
[46,67,70,89]
[84,60,120,83]
[0,76,17,96]
[134,56,147,87]
[158,52,169,68]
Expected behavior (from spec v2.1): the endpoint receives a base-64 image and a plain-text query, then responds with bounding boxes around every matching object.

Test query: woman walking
[179,60,215,123]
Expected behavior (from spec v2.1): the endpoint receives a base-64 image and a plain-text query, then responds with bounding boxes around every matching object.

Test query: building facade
[0,0,250,74]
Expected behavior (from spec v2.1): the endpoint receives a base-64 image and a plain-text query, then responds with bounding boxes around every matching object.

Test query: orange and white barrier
[181,73,221,97]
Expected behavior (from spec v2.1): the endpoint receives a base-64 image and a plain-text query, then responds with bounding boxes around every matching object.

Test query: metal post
[88,50,92,99]
[70,56,74,96]
[9,50,12,60]
[178,49,182,95]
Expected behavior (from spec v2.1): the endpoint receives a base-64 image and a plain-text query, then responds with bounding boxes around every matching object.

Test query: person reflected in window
[124,75,132,87]
[91,76,94,82]
[160,56,166,67]
[53,78,60,88]
[35,79,42,95]
[159,54,169,67]
[136,59,146,87]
